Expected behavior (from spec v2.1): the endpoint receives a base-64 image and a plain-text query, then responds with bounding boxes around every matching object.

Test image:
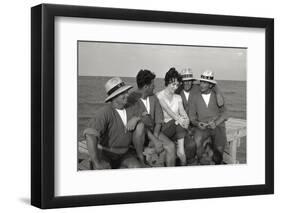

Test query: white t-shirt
[157,90,182,123]
[183,90,190,102]
[115,108,127,126]
[140,97,150,114]
[202,93,211,107]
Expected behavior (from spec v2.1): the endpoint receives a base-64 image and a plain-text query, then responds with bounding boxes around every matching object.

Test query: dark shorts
[161,119,186,141]
[100,148,138,169]
[194,124,227,149]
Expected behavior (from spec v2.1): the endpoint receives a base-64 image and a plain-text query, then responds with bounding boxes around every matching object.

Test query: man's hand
[93,160,111,170]
[154,140,164,154]
[141,114,154,129]
[207,121,216,129]
[198,122,208,130]
[212,84,220,94]
[126,116,140,131]
[142,111,149,116]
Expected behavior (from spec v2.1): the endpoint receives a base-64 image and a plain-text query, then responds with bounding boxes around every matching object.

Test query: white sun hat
[180,68,196,81]
[104,77,133,102]
[199,70,217,84]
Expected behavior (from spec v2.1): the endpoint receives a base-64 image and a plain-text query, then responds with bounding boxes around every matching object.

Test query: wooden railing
[223,118,247,164]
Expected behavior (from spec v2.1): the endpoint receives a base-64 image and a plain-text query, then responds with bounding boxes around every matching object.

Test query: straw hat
[104,77,133,102]
[199,70,217,84]
[180,68,196,81]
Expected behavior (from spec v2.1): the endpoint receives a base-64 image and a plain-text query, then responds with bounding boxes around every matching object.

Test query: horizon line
[78,75,246,82]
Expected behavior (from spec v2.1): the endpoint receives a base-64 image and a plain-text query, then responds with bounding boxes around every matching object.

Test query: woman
[157,68,189,166]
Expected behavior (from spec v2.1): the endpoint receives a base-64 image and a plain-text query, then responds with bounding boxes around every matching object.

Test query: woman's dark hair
[136,69,156,89]
[164,67,182,87]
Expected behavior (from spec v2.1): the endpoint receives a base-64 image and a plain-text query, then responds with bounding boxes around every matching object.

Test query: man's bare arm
[153,123,161,138]
[213,85,224,107]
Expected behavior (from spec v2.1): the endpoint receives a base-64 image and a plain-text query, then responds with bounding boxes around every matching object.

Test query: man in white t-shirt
[127,70,176,167]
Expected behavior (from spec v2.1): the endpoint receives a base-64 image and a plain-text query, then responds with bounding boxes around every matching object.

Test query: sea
[78,76,246,163]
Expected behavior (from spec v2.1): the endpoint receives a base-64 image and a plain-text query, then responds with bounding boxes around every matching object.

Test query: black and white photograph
[77,41,247,170]
[29,2,274,209]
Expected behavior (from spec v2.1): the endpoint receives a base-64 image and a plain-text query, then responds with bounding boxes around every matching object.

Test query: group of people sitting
[83,67,228,169]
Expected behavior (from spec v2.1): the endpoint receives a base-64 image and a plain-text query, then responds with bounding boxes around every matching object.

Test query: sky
[78,41,247,81]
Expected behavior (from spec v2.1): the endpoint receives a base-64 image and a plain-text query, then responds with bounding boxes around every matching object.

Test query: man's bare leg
[132,122,146,166]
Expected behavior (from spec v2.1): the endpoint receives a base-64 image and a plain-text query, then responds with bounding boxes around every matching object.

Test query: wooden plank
[79,140,89,155]
[80,141,87,149]
[224,118,246,164]
[78,159,91,170]
[229,139,237,164]
[78,118,247,166]
[78,152,89,161]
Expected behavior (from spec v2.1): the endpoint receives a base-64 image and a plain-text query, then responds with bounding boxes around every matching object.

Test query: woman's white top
[157,90,182,123]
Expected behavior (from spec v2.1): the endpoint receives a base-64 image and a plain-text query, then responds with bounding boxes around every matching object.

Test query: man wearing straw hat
[189,70,228,164]
[83,77,145,169]
[178,68,224,116]
[176,68,198,164]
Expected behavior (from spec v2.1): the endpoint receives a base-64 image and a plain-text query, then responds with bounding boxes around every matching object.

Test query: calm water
[78,76,247,163]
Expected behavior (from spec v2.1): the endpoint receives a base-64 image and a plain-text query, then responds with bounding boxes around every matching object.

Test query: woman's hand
[176,117,189,129]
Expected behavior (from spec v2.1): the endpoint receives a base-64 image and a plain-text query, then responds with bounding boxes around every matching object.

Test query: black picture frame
[31,3,274,209]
